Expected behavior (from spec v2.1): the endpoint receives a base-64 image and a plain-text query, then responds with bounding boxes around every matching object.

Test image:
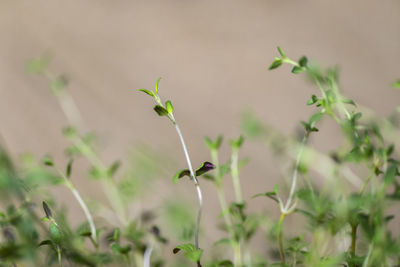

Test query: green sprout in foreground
[140,79,214,267]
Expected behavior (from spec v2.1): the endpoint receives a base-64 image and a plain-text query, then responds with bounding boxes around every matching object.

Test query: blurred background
[1,0,399,260]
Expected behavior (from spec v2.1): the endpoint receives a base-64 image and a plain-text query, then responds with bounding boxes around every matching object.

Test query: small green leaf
[298,56,308,67]
[342,98,356,106]
[165,100,174,114]
[252,191,279,203]
[51,75,68,93]
[107,160,121,177]
[66,159,73,178]
[391,79,400,89]
[155,77,162,94]
[173,169,191,184]
[173,243,203,262]
[307,95,318,105]
[42,201,52,219]
[112,228,120,242]
[383,164,398,186]
[153,105,169,116]
[26,55,50,74]
[38,239,53,247]
[89,166,106,180]
[309,111,324,127]
[230,135,244,149]
[269,58,282,70]
[213,238,231,246]
[42,156,54,166]
[291,66,303,74]
[49,222,62,244]
[204,136,213,150]
[139,89,155,97]
[63,126,78,138]
[277,46,286,58]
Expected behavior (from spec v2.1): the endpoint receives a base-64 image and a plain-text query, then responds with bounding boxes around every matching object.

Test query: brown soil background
[1,0,400,261]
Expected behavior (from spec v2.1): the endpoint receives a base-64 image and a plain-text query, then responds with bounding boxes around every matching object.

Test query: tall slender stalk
[230,147,243,203]
[210,149,242,266]
[173,123,203,250]
[277,213,286,264]
[55,167,98,246]
[41,70,128,225]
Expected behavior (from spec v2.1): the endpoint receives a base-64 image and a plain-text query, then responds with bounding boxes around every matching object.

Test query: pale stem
[57,169,97,244]
[230,148,243,203]
[174,123,203,250]
[284,135,307,212]
[143,245,153,267]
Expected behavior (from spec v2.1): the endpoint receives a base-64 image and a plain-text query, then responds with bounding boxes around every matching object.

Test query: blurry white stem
[143,245,153,267]
[57,169,97,244]
[282,135,307,213]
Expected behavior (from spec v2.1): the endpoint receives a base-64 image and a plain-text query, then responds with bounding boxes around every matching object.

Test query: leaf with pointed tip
[277,46,286,58]
[79,231,92,237]
[66,159,73,178]
[42,201,52,219]
[108,160,121,177]
[165,100,174,114]
[309,111,324,127]
[230,135,244,149]
[155,77,162,94]
[203,136,213,150]
[342,98,356,106]
[139,89,155,97]
[291,66,303,74]
[154,105,169,116]
[269,58,282,70]
[38,239,54,247]
[252,191,279,203]
[195,161,215,176]
[173,169,191,184]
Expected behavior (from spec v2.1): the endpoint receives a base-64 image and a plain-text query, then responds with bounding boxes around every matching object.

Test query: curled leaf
[173,169,191,184]
[139,89,155,97]
[195,161,215,176]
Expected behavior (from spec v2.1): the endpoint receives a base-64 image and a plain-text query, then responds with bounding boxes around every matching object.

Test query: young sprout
[140,78,211,265]
[42,156,98,247]
[41,201,63,267]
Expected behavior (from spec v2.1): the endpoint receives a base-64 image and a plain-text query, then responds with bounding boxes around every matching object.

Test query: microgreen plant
[0,48,399,266]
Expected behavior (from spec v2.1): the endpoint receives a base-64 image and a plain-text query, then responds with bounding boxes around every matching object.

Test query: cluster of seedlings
[0,47,399,266]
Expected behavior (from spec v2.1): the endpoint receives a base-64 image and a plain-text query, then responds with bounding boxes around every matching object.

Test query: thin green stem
[277,213,286,265]
[56,168,98,246]
[70,136,128,225]
[284,135,307,212]
[211,150,242,266]
[57,245,62,267]
[43,71,128,226]
[230,148,243,203]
